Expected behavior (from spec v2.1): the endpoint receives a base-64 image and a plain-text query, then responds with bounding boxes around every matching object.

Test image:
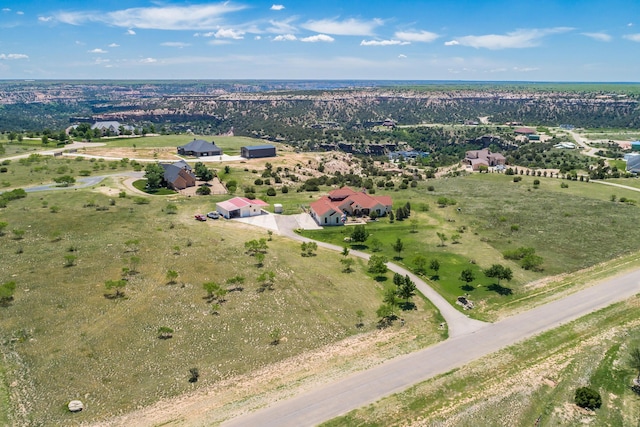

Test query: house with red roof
[216,197,269,219]
[309,187,392,226]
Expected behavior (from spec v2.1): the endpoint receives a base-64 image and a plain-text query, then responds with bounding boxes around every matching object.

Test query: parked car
[207,211,220,219]
[194,214,207,221]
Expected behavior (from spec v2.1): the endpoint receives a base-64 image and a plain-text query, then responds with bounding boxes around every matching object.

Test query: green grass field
[0,186,442,425]
[301,173,640,319]
[101,134,273,155]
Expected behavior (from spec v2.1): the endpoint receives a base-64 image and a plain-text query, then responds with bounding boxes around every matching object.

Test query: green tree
[144,163,165,190]
[53,175,75,186]
[436,232,448,246]
[341,257,355,273]
[269,328,282,345]
[64,254,77,267]
[194,162,213,181]
[391,238,404,258]
[397,275,417,303]
[350,225,369,243]
[370,237,382,252]
[460,268,475,285]
[355,309,365,328]
[376,303,395,327]
[0,281,16,306]
[157,326,174,339]
[301,241,318,257]
[226,275,245,291]
[341,246,350,257]
[129,256,141,274]
[257,271,276,291]
[414,255,427,275]
[430,259,440,276]
[0,221,8,236]
[628,347,640,381]
[203,281,227,302]
[574,387,602,410]
[196,185,211,195]
[166,269,178,285]
[484,264,513,286]
[105,279,127,298]
[368,255,388,276]
[410,219,419,233]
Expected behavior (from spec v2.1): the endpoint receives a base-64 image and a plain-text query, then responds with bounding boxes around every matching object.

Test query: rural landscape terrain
[1,80,640,426]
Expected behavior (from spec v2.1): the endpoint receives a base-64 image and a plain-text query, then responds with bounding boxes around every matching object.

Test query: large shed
[241,145,276,159]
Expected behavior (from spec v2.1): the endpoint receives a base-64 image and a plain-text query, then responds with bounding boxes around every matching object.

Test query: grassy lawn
[0,186,442,425]
[0,154,136,190]
[0,142,49,157]
[101,135,273,155]
[131,179,177,195]
[300,173,640,319]
[322,297,640,427]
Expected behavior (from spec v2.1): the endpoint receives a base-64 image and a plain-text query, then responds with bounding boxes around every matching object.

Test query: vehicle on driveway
[207,211,220,219]
[194,214,207,221]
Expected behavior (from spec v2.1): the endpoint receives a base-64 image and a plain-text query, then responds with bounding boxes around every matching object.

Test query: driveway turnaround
[223,267,640,427]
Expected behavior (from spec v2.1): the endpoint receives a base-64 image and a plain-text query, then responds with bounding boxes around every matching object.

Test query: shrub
[513,176,522,182]
[533,179,540,185]
[266,187,276,196]
[0,167,7,173]
[196,186,211,195]
[281,185,289,194]
[575,387,601,410]
[254,178,264,185]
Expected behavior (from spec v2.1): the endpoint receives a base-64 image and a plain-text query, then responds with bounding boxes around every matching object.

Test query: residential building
[309,187,392,226]
[464,149,506,171]
[177,139,222,157]
[160,160,196,190]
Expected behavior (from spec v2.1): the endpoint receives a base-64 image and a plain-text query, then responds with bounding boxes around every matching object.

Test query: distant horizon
[2,1,640,81]
[3,79,640,84]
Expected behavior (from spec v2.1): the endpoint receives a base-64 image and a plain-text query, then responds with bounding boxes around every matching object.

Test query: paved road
[566,129,600,157]
[224,266,640,427]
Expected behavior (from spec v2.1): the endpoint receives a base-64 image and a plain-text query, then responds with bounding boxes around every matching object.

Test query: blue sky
[1,0,640,81]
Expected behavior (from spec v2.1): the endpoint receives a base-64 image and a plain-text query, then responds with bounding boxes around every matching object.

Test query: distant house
[627,155,640,173]
[514,127,536,135]
[631,141,640,152]
[177,139,222,157]
[309,187,392,226]
[160,160,196,190]
[464,149,506,171]
[216,197,269,219]
[241,145,276,159]
[382,119,396,128]
[389,150,429,161]
[554,142,576,149]
[91,121,134,136]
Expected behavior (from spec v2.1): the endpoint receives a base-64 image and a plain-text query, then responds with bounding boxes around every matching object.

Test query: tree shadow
[374,276,388,283]
[400,301,416,311]
[350,244,368,251]
[430,274,440,281]
[0,297,14,307]
[376,314,397,329]
[393,256,403,261]
[460,284,474,292]
[487,283,513,295]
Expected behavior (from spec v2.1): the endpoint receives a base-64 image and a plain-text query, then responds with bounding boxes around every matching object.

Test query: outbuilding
[177,139,222,157]
[216,197,269,219]
[241,145,276,159]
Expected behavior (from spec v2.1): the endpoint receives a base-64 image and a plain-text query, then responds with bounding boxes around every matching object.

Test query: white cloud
[108,43,120,48]
[2,8,10,12]
[624,33,640,42]
[88,48,107,54]
[398,54,407,59]
[215,28,245,39]
[38,16,52,22]
[628,23,634,27]
[126,29,136,35]
[0,53,28,60]
[94,58,110,65]
[55,3,247,31]
[255,36,262,40]
[513,66,539,72]
[300,34,334,43]
[16,11,24,15]
[444,40,459,46]
[271,4,285,11]
[140,57,157,63]
[395,30,439,43]
[208,39,232,45]
[161,42,190,48]
[267,18,297,34]
[273,34,297,41]
[302,18,382,36]
[581,32,612,42]
[360,39,410,46]
[450,27,573,50]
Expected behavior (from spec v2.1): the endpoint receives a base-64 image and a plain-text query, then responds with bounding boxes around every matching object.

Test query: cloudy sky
[1,0,640,81]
